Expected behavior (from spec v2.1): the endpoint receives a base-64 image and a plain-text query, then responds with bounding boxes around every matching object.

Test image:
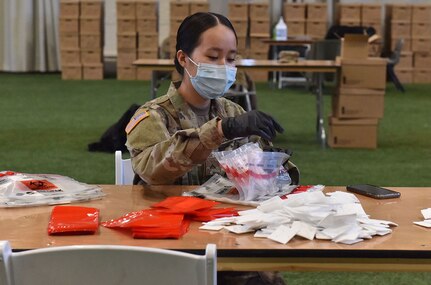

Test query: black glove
[221,110,284,141]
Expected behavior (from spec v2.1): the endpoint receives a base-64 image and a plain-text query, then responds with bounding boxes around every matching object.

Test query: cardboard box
[59,17,79,34]
[249,3,269,19]
[388,4,412,22]
[136,68,152,80]
[117,50,137,66]
[80,17,102,34]
[411,23,431,37]
[230,19,248,37]
[413,68,431,83]
[83,63,103,80]
[332,88,385,119]
[411,37,431,53]
[138,34,158,50]
[249,20,270,37]
[361,4,382,23]
[116,0,136,19]
[62,64,82,80]
[338,4,361,23]
[249,37,267,51]
[328,117,378,149]
[137,18,157,34]
[80,33,102,49]
[117,33,137,49]
[80,0,103,18]
[339,58,387,90]
[306,20,327,39]
[245,70,268,82]
[412,5,431,23]
[117,66,136,80]
[307,3,327,21]
[395,67,413,83]
[398,52,413,68]
[61,48,81,64]
[339,19,361,27]
[170,18,183,35]
[341,34,369,60]
[190,2,209,14]
[136,0,157,19]
[283,3,306,20]
[60,34,80,49]
[414,52,431,68]
[138,49,158,59]
[237,36,247,51]
[285,20,305,37]
[117,18,136,34]
[247,51,268,60]
[228,3,248,20]
[170,2,189,19]
[60,0,80,18]
[81,49,102,63]
[391,21,411,38]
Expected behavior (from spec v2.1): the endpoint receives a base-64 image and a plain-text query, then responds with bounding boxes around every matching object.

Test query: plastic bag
[0,171,104,207]
[48,206,99,235]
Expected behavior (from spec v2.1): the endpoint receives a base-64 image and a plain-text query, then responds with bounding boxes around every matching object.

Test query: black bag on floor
[88,104,140,153]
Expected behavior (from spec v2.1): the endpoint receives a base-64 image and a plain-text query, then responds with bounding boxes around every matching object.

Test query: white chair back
[115,150,134,185]
[0,241,216,285]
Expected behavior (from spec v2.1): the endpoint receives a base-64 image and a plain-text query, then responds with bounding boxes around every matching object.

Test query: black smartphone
[346,184,401,199]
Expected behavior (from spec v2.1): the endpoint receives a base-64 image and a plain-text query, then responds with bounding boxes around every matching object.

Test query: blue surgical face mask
[184,57,237,100]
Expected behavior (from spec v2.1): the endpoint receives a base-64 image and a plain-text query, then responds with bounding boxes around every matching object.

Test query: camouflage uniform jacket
[126,82,299,185]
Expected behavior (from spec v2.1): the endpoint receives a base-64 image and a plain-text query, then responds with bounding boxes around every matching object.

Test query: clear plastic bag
[0,171,104,207]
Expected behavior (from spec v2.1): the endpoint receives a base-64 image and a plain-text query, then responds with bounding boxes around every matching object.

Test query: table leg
[315,73,327,148]
[272,46,278,88]
[151,71,157,99]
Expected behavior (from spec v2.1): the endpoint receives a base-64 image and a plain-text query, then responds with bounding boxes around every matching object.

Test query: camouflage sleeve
[126,108,224,184]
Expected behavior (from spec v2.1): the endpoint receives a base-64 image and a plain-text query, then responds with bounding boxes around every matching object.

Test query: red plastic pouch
[48,206,99,235]
[189,207,238,222]
[151,196,219,213]
[132,219,191,239]
[101,209,183,229]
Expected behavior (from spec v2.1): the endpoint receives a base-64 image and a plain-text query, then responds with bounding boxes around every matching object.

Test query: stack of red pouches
[48,205,100,235]
[101,196,238,239]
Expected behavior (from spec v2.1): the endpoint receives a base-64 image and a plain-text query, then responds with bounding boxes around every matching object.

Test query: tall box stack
[169,1,190,59]
[386,4,412,52]
[80,0,104,80]
[361,4,382,57]
[411,5,431,83]
[136,0,158,80]
[338,4,361,27]
[116,0,137,80]
[306,3,327,39]
[60,0,82,80]
[248,2,270,82]
[283,3,306,37]
[228,2,249,58]
[329,35,386,149]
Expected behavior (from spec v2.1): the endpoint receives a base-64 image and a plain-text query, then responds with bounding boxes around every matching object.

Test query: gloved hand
[221,110,284,141]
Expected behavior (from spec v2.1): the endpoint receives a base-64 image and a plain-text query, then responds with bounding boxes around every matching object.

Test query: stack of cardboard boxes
[228,2,248,58]
[329,35,387,149]
[337,3,382,37]
[60,0,104,80]
[116,0,158,80]
[388,4,431,84]
[248,2,271,81]
[169,0,209,59]
[283,3,327,39]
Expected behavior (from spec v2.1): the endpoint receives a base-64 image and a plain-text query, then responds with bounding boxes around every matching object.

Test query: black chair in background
[387,38,405,93]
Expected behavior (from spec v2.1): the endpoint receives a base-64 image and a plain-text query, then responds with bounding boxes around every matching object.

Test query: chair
[0,241,217,285]
[115,150,134,185]
[387,38,405,93]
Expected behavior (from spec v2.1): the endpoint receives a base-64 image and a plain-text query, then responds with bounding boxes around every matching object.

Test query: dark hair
[174,12,238,75]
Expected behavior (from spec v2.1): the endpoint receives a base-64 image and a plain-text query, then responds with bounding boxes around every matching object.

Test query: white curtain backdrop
[0,0,60,72]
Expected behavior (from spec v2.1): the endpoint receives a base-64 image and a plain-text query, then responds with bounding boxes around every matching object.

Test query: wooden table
[2,185,430,271]
[134,58,340,148]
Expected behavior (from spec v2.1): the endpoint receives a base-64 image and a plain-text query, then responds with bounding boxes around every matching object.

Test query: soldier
[126,12,298,285]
